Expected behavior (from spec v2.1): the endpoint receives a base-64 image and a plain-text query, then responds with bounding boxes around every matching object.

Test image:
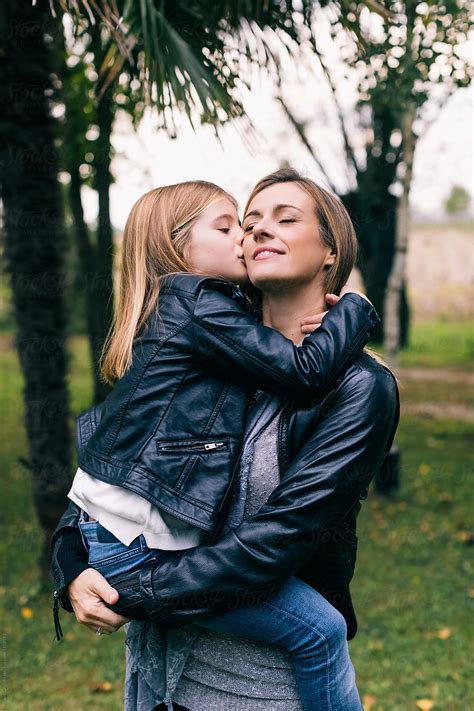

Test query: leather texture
[52,273,378,536]
[132,351,399,641]
[49,274,391,639]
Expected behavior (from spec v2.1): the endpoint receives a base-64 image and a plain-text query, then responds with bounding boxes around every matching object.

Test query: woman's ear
[323,250,336,269]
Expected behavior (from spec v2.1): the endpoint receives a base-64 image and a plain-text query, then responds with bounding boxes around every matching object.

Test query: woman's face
[186,198,247,283]
[241,183,335,291]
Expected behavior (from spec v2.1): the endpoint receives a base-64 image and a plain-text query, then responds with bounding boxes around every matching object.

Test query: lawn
[1,321,472,710]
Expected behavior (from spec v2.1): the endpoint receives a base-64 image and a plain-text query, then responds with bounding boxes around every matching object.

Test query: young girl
[52,179,377,710]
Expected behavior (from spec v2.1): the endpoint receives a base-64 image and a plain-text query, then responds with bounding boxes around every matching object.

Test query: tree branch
[277,96,338,194]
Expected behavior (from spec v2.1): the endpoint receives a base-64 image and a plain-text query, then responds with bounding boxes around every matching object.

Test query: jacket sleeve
[138,365,399,622]
[192,288,380,397]
[50,500,86,611]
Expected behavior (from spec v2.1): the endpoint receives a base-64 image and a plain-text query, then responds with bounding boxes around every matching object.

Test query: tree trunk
[0,0,72,582]
[92,82,115,402]
[383,106,417,364]
[341,192,397,343]
[68,167,111,401]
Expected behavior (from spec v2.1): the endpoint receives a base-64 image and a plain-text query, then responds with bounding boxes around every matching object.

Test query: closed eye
[279,218,296,224]
[218,228,231,234]
[243,224,255,233]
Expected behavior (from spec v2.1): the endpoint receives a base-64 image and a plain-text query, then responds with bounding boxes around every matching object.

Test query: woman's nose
[252,220,273,242]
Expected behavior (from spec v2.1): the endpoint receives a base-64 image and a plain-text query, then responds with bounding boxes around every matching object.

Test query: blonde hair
[245,168,386,366]
[101,181,237,384]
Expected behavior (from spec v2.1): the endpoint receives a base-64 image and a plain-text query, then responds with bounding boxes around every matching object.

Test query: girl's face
[186,198,247,283]
[241,183,335,291]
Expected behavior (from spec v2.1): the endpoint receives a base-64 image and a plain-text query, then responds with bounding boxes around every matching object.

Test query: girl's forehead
[202,197,238,219]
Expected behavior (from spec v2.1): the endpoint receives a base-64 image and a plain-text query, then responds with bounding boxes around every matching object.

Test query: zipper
[158,441,226,453]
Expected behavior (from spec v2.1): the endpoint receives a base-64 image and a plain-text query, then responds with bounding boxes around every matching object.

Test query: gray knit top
[124,391,302,710]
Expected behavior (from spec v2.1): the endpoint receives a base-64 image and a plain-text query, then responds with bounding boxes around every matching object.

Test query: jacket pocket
[154,438,230,491]
[156,438,228,454]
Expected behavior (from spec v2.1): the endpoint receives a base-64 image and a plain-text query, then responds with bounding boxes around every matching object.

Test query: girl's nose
[234,225,244,248]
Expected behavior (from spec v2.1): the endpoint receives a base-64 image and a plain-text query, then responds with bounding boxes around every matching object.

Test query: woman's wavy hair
[100,181,237,384]
[244,168,386,364]
[244,168,358,296]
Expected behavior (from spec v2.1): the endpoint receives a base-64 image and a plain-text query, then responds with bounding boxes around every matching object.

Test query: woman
[52,169,399,709]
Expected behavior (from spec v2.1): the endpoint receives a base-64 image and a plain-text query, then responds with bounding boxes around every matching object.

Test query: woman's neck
[262,281,327,344]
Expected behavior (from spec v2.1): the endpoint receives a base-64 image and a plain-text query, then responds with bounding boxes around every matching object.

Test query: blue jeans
[78,512,363,711]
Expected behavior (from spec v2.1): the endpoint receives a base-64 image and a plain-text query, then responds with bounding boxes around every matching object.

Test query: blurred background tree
[444,184,471,215]
[277,0,471,357]
[0,0,73,578]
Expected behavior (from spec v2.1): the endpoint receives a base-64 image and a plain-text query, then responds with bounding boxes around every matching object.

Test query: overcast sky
[81,80,473,230]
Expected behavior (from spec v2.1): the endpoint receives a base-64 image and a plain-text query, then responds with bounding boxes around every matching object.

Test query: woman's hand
[67,568,130,634]
[300,288,372,334]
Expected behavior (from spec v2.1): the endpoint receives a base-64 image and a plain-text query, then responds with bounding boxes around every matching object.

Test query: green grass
[397,319,474,369]
[1,324,473,710]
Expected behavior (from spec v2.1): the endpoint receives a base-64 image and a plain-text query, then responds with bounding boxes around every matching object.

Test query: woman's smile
[253,246,285,261]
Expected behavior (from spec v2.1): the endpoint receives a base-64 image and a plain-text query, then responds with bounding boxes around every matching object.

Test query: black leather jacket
[51,350,398,641]
[128,352,399,638]
[55,273,378,537]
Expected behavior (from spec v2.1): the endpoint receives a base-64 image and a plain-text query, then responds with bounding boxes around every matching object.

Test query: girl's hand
[300,288,373,334]
[300,293,340,334]
[67,568,130,634]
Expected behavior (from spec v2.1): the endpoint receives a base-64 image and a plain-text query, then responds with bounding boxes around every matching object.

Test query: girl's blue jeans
[78,511,363,711]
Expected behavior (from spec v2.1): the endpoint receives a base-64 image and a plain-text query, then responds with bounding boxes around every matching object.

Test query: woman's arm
[51,507,129,636]
[115,363,399,622]
[191,283,379,397]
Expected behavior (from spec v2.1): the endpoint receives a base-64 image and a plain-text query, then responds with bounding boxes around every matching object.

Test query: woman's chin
[248,274,295,292]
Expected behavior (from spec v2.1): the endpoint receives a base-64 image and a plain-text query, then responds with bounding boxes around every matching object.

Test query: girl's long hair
[101,181,237,384]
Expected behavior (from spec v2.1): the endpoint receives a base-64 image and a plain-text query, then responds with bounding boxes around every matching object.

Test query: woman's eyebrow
[244,204,303,221]
[274,203,304,213]
[243,209,260,221]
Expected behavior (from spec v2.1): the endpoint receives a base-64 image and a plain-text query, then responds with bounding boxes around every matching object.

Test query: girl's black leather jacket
[52,273,377,531]
[49,273,386,637]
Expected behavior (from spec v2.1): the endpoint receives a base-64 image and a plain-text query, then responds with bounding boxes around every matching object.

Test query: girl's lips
[254,249,284,261]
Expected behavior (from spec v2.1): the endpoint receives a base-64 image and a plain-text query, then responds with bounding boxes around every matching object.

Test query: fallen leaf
[456,531,474,544]
[362,694,377,710]
[20,607,33,619]
[438,493,451,504]
[90,681,113,693]
[467,588,474,598]
[418,464,431,475]
[436,627,451,639]
[416,700,434,710]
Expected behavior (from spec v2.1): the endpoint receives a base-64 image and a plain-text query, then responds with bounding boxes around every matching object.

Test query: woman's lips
[254,249,284,261]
